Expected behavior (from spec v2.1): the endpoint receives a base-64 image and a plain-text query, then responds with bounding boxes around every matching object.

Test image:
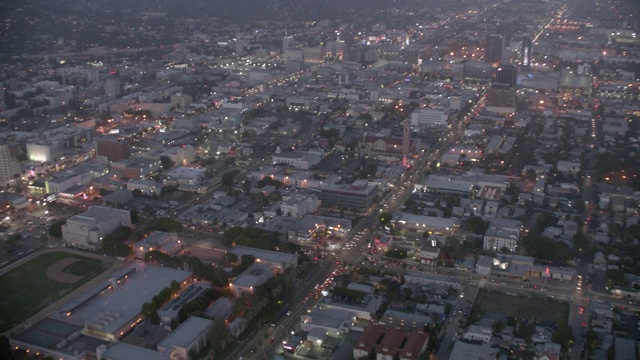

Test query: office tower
[104,76,122,98]
[484,34,504,64]
[494,64,517,87]
[235,40,247,56]
[521,36,532,71]
[282,36,294,52]
[402,120,411,157]
[0,144,22,186]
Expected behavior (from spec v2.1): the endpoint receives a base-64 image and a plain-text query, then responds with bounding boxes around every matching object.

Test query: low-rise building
[62,206,132,250]
[353,323,429,360]
[382,309,432,331]
[463,324,492,343]
[228,246,298,273]
[157,283,211,325]
[320,181,378,211]
[229,263,274,296]
[156,316,213,360]
[126,179,163,195]
[133,231,182,258]
[301,308,355,337]
[272,149,324,170]
[449,341,498,360]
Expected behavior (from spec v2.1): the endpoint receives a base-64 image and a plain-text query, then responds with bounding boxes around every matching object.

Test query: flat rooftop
[230,246,297,266]
[306,308,353,328]
[102,342,172,360]
[12,317,110,358]
[157,316,212,349]
[55,262,191,337]
[158,283,211,320]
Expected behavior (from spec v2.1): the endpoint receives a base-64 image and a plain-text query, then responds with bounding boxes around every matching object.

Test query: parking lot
[0,204,76,269]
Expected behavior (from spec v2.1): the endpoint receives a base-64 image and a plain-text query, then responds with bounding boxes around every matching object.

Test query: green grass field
[0,251,104,333]
[474,289,568,323]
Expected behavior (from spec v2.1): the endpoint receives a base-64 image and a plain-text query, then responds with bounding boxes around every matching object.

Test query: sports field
[0,251,104,333]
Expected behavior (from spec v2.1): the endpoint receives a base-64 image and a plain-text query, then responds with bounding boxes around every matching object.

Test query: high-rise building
[521,36,532,72]
[104,76,122,98]
[402,120,411,156]
[484,34,504,64]
[494,64,517,87]
[0,144,22,186]
[282,36,294,52]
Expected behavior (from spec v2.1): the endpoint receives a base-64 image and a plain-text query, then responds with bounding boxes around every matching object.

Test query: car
[579,307,584,315]
[581,320,587,327]
[268,338,275,344]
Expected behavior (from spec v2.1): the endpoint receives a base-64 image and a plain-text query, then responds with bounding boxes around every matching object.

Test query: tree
[465,216,487,235]
[142,302,156,317]
[379,213,393,225]
[573,232,589,254]
[131,210,141,224]
[150,217,183,233]
[49,220,65,238]
[385,248,407,259]
[160,156,175,170]
[221,170,240,187]
[552,322,574,350]
[226,252,238,265]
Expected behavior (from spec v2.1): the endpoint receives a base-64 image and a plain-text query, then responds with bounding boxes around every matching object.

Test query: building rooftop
[102,342,172,360]
[71,205,130,223]
[229,246,297,268]
[392,212,458,231]
[157,283,211,321]
[56,262,191,338]
[232,262,274,289]
[305,308,354,328]
[157,316,212,349]
[449,341,498,360]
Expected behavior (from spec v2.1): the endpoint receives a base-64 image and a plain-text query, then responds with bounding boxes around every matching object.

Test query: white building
[228,246,298,273]
[27,142,60,163]
[556,160,581,176]
[161,146,196,167]
[272,149,324,170]
[463,325,492,343]
[62,206,132,250]
[164,167,206,189]
[419,238,440,263]
[126,179,163,196]
[449,341,498,360]
[0,144,23,185]
[410,109,448,128]
[301,308,355,337]
[156,316,212,360]
[230,263,274,296]
[45,170,92,194]
[483,227,519,253]
[482,219,522,253]
[133,231,182,258]
[280,193,320,218]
